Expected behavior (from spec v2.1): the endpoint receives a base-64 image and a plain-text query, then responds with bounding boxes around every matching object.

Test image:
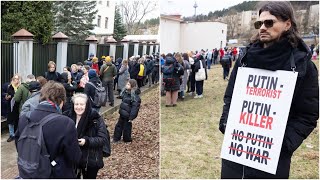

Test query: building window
[105,17,108,29]
[99,1,102,5]
[97,15,101,27]
[107,1,109,7]
[222,30,224,34]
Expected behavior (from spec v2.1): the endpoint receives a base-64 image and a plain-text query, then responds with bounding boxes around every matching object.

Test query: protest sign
[221,67,298,174]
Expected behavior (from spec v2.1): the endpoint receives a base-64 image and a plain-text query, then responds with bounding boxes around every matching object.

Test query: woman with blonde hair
[44,61,61,82]
[6,74,21,142]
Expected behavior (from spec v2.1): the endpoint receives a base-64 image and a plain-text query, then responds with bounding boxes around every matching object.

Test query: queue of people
[0,53,161,179]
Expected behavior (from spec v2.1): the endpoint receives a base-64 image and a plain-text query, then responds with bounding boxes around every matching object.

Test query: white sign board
[221,67,298,174]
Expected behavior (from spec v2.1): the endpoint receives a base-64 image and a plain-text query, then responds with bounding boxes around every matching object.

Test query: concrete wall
[160,17,180,54]
[180,21,227,52]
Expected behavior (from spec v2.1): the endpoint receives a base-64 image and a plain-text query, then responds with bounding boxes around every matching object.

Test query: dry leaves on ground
[97,87,159,179]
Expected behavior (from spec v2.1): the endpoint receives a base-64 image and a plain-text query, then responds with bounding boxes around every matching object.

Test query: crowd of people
[1,53,160,178]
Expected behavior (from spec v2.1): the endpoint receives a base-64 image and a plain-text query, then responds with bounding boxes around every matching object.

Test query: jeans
[8,124,14,137]
[195,80,204,95]
[223,66,230,79]
[207,59,212,69]
[103,80,114,103]
[180,91,185,98]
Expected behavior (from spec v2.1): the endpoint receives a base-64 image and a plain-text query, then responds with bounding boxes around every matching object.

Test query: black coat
[63,100,109,170]
[6,84,19,125]
[84,77,102,108]
[162,56,183,91]
[44,71,61,82]
[194,58,208,80]
[16,103,82,178]
[130,62,140,79]
[119,89,141,120]
[219,39,319,178]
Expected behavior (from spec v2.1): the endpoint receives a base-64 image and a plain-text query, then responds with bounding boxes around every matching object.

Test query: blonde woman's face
[71,66,77,72]
[49,65,55,72]
[74,97,86,116]
[12,76,20,84]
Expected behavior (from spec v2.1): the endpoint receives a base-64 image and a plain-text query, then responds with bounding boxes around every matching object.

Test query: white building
[308,4,319,29]
[160,14,227,54]
[91,0,116,43]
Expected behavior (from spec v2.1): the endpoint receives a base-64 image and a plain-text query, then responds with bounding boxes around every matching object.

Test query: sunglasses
[254,19,277,29]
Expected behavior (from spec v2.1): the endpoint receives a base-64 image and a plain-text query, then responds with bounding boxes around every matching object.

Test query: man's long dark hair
[251,1,302,47]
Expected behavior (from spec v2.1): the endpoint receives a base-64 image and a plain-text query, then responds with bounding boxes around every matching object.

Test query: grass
[160,60,319,179]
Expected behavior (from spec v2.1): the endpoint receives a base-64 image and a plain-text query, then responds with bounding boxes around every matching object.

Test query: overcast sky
[160,0,247,17]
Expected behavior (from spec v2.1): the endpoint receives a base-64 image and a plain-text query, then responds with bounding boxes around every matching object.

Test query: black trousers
[223,66,230,79]
[77,167,99,179]
[195,80,204,95]
[114,117,132,142]
[190,73,196,92]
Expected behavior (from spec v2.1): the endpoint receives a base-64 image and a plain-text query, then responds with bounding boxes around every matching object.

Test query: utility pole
[193,1,198,21]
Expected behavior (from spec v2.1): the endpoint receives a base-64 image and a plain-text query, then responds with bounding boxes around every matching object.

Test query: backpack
[87,81,106,107]
[220,55,231,66]
[17,113,60,179]
[162,64,175,86]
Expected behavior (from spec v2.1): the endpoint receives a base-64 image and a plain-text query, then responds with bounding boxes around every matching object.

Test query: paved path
[1,84,157,179]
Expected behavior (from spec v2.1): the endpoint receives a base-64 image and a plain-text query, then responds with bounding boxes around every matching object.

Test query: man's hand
[78,138,86,146]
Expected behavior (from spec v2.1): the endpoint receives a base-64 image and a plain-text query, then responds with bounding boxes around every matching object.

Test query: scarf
[245,38,293,71]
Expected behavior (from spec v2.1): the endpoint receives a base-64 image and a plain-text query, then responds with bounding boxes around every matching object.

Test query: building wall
[180,22,227,52]
[91,0,115,36]
[309,4,319,28]
[160,18,181,54]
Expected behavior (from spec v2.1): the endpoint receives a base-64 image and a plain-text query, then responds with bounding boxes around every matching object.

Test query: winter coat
[180,60,190,91]
[44,71,61,82]
[14,83,30,113]
[117,65,130,91]
[100,62,117,82]
[6,84,19,125]
[119,89,141,120]
[91,63,100,75]
[61,73,78,112]
[16,102,82,178]
[130,62,140,79]
[20,91,40,118]
[162,56,183,91]
[193,58,208,80]
[219,39,319,178]
[63,99,109,170]
[84,76,102,108]
[146,59,154,75]
[71,71,82,85]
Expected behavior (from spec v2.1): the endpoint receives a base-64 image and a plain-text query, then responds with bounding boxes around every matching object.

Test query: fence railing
[97,44,110,59]
[1,42,14,84]
[33,42,57,77]
[128,44,134,58]
[67,43,89,66]
[115,45,124,60]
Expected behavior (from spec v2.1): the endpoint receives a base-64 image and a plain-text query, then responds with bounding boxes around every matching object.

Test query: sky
[160,0,247,17]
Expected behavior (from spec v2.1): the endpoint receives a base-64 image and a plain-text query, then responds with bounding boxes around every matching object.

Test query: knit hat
[88,69,97,79]
[101,55,106,59]
[28,81,41,92]
[105,56,111,62]
[89,53,94,57]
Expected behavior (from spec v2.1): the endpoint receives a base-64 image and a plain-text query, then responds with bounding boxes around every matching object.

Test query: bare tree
[119,0,157,34]
[224,9,238,39]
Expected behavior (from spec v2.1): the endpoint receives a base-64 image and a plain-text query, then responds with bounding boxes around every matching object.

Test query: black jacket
[44,71,61,82]
[162,56,183,91]
[119,89,141,120]
[16,103,82,178]
[63,100,109,170]
[84,77,102,108]
[129,61,140,79]
[194,57,208,80]
[219,39,319,178]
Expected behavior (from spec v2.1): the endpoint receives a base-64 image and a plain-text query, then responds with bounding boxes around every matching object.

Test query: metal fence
[115,45,124,60]
[128,44,134,58]
[67,43,89,66]
[1,42,14,84]
[33,42,57,77]
[138,45,143,57]
[146,45,150,55]
[97,44,110,59]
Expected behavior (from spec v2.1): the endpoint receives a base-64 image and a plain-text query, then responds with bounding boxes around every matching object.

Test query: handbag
[195,60,206,81]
